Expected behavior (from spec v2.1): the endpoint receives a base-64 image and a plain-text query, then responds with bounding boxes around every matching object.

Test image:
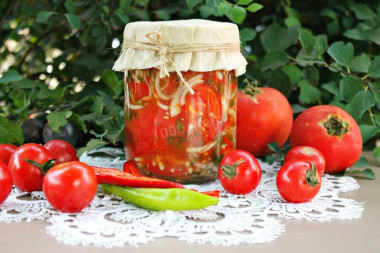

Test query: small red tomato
[43,161,97,213]
[0,144,17,166]
[0,161,13,205]
[290,105,362,173]
[218,150,261,195]
[44,139,79,164]
[276,160,321,203]
[9,144,55,192]
[284,146,326,175]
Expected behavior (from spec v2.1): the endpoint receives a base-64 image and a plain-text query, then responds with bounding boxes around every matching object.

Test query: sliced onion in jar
[186,140,217,153]
[155,74,176,100]
[157,100,169,110]
[128,102,144,110]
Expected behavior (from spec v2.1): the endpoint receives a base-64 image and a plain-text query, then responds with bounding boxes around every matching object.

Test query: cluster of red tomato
[218,87,362,203]
[0,140,97,213]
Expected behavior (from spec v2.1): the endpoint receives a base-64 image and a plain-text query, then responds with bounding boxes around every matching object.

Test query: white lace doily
[0,148,363,248]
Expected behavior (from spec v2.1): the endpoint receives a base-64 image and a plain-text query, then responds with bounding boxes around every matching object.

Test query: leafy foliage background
[0,0,380,164]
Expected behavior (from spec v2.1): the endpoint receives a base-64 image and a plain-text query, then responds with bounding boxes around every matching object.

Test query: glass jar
[124,69,237,183]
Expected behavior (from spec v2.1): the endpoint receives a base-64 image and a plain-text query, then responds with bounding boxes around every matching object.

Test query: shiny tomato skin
[284,146,326,175]
[43,161,97,213]
[276,160,321,203]
[0,144,17,166]
[9,144,54,192]
[237,88,293,157]
[0,161,13,205]
[289,105,362,173]
[44,140,79,164]
[218,150,261,195]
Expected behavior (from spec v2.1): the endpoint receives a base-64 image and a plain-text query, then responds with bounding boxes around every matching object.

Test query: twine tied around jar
[122,31,241,95]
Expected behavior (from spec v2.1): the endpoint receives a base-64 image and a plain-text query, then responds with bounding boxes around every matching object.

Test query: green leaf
[186,0,202,9]
[64,1,76,14]
[261,51,290,71]
[77,139,108,157]
[36,11,54,23]
[65,14,82,30]
[120,0,133,9]
[79,29,91,47]
[327,41,354,70]
[322,81,342,100]
[231,6,246,24]
[267,69,292,98]
[246,3,263,13]
[267,142,282,154]
[199,5,217,18]
[281,64,303,85]
[343,29,365,41]
[311,35,328,59]
[218,2,232,16]
[260,23,298,52]
[47,111,73,133]
[299,30,316,55]
[374,147,380,164]
[0,70,23,83]
[346,168,375,180]
[298,80,321,104]
[303,65,319,86]
[291,104,306,113]
[101,69,122,96]
[237,0,253,5]
[136,0,149,7]
[369,28,380,46]
[350,4,376,20]
[339,76,363,102]
[284,16,301,28]
[349,54,371,73]
[353,157,369,168]
[115,10,130,24]
[351,90,375,119]
[240,28,256,42]
[359,125,379,142]
[0,117,24,145]
[368,56,380,78]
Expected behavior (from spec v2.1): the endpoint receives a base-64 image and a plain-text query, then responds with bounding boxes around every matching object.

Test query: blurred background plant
[0,0,379,167]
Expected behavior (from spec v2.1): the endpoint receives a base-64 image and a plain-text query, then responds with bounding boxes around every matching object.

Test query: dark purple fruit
[43,122,78,146]
[22,119,44,144]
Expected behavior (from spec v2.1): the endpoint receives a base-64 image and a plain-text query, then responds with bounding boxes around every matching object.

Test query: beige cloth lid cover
[113,19,247,76]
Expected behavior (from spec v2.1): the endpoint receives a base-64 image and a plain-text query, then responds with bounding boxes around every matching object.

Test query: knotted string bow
[123,31,241,94]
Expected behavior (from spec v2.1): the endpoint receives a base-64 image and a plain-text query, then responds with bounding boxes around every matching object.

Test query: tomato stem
[221,160,245,180]
[322,116,349,137]
[305,163,320,187]
[24,159,56,176]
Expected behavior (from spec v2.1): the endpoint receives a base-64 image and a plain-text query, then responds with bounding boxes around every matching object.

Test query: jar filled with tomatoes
[113,20,247,183]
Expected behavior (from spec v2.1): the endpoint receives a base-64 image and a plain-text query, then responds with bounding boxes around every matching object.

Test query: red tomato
[0,161,13,205]
[276,160,321,203]
[43,161,97,213]
[44,139,79,164]
[289,105,362,173]
[284,146,326,175]
[182,83,222,146]
[237,87,293,157]
[9,144,55,192]
[218,150,261,195]
[0,144,17,166]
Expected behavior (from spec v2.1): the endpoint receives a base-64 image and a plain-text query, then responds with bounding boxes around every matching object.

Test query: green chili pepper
[101,184,219,211]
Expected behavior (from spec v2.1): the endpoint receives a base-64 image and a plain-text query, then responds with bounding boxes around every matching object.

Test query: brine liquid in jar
[124,69,237,183]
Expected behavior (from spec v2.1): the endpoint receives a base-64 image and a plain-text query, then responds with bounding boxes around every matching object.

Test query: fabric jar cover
[113,19,247,77]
